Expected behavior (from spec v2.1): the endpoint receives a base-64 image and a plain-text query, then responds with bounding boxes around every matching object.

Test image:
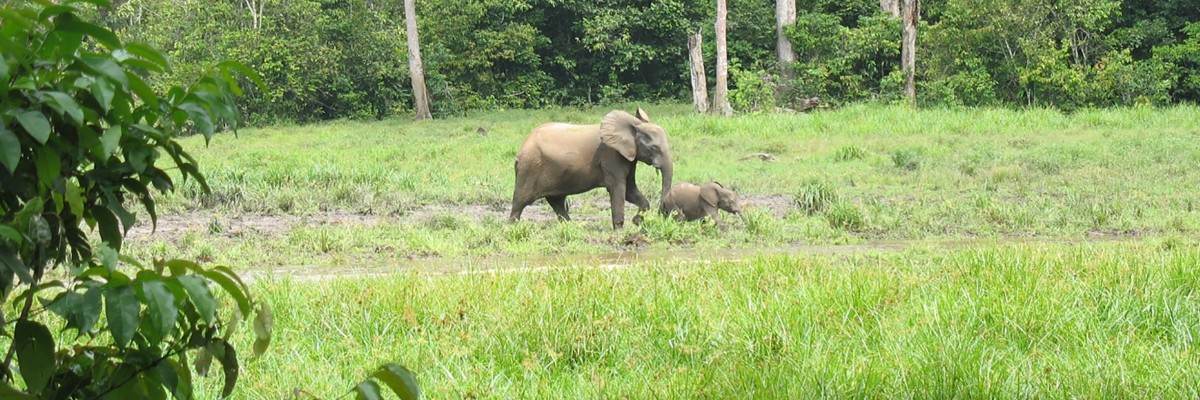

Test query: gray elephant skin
[660,182,743,226]
[509,108,674,229]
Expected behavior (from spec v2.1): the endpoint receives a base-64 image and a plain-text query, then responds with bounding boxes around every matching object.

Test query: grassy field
[189,241,1200,399]
[118,105,1200,398]
[124,104,1200,268]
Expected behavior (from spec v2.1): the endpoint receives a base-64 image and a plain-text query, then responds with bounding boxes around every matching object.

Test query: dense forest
[91,0,1200,123]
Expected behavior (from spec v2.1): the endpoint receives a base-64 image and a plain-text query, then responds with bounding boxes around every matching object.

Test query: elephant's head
[702,182,742,215]
[599,108,674,199]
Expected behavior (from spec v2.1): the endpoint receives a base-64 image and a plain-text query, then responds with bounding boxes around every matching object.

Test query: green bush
[834,145,869,161]
[795,180,839,215]
[892,148,924,171]
[825,202,866,231]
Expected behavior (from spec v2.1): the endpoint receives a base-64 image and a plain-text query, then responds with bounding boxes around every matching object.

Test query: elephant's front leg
[625,173,650,225]
[607,185,626,230]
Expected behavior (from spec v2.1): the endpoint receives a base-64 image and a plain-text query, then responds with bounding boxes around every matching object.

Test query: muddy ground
[126,194,796,241]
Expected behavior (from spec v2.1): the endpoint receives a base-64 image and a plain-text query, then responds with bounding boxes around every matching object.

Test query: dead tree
[405,0,432,120]
[901,0,919,107]
[776,0,796,81]
[688,29,709,113]
[711,0,733,116]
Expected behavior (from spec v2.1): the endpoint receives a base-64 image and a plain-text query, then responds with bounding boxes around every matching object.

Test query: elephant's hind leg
[546,195,571,221]
[510,191,537,222]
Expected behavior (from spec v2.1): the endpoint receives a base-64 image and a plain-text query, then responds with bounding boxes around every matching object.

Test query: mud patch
[128,194,796,242]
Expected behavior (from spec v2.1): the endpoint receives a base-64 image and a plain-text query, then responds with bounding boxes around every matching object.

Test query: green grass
[104,105,1200,397]
[123,104,1200,266]
[194,241,1200,398]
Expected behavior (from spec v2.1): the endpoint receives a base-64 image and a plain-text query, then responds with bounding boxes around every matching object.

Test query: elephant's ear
[635,107,651,123]
[600,110,639,162]
[700,185,720,208]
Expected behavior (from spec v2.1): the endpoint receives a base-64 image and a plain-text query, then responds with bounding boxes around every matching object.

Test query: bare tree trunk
[902,0,919,107]
[405,0,432,120]
[880,0,900,18]
[711,0,733,116]
[688,29,709,114]
[776,0,796,82]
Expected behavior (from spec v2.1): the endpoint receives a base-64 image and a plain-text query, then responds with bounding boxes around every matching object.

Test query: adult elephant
[509,108,674,229]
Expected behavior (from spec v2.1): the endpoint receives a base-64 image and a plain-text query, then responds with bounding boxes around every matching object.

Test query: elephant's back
[519,123,602,163]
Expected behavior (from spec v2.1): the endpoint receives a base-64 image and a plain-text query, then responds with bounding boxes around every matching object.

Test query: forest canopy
[91,0,1200,122]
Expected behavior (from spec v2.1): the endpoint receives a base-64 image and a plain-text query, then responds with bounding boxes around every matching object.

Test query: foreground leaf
[104,284,140,348]
[372,364,421,400]
[14,321,55,394]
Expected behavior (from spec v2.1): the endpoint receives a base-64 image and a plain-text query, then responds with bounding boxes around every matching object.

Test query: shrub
[825,202,866,231]
[834,145,868,161]
[795,180,839,215]
[892,148,925,171]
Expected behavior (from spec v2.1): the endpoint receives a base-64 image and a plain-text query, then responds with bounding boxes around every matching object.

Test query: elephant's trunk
[657,161,673,205]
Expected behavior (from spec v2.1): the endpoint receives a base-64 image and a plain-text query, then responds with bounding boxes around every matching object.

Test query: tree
[880,0,901,17]
[0,1,271,398]
[776,0,797,81]
[688,29,710,113]
[405,0,432,120]
[902,0,919,106]
[711,0,734,116]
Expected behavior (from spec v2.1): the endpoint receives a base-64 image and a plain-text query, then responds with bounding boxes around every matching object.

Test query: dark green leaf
[42,91,84,124]
[0,381,36,400]
[15,111,51,144]
[252,303,273,357]
[57,13,121,50]
[125,42,170,71]
[177,275,216,324]
[155,358,193,400]
[0,248,33,283]
[91,204,122,250]
[0,128,19,173]
[355,380,384,400]
[0,225,21,243]
[217,60,266,92]
[81,56,129,86]
[373,364,421,400]
[35,148,60,188]
[91,77,115,111]
[200,269,250,316]
[104,283,140,348]
[143,280,178,344]
[45,286,102,334]
[208,341,240,399]
[100,125,121,158]
[126,72,158,109]
[14,321,55,394]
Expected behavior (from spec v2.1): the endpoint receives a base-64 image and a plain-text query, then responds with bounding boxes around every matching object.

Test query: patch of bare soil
[128,195,799,242]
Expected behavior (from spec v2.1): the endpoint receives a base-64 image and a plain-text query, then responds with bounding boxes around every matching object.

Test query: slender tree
[880,0,900,17]
[776,0,796,82]
[711,0,733,116]
[405,0,432,120]
[688,29,710,113]
[902,0,919,106]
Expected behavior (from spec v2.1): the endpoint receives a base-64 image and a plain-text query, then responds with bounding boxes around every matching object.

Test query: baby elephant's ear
[635,107,651,123]
[700,185,720,207]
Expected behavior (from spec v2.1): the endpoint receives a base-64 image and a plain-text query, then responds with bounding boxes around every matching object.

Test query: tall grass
[124,104,1200,264]
[198,242,1200,398]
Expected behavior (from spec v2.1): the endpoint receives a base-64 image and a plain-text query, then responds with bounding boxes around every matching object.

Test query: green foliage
[825,201,866,230]
[728,65,776,113]
[834,145,869,161]
[785,13,902,105]
[794,180,838,215]
[0,2,270,398]
[892,148,924,171]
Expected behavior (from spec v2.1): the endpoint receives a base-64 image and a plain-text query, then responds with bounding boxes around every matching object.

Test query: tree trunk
[901,0,919,107]
[405,0,432,120]
[711,0,733,116]
[880,0,900,18]
[688,29,709,114]
[775,0,796,81]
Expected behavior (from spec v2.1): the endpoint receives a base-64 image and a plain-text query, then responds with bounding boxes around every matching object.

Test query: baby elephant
[660,182,743,226]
